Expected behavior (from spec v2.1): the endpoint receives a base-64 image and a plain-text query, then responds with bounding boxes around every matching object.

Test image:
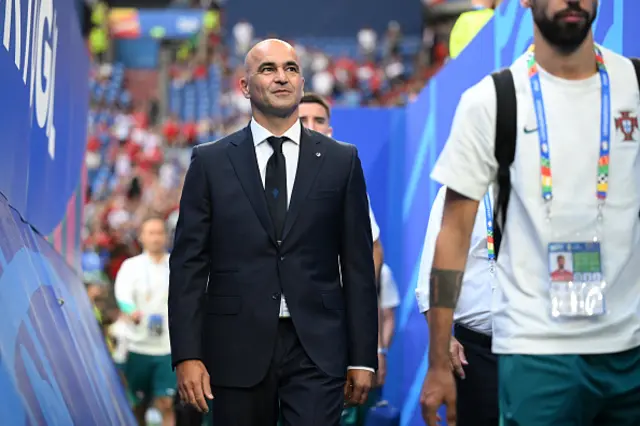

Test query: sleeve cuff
[415,288,430,314]
[347,366,376,373]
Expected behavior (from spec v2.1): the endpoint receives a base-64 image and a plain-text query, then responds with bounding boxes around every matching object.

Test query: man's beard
[532,1,597,55]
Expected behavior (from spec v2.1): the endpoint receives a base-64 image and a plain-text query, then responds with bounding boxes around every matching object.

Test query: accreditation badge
[548,241,605,318]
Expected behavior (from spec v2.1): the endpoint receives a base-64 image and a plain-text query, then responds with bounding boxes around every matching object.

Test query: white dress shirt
[415,185,493,335]
[251,119,301,319]
[250,119,373,373]
[368,197,380,242]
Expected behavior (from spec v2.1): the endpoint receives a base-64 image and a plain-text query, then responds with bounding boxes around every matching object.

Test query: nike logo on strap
[523,126,538,134]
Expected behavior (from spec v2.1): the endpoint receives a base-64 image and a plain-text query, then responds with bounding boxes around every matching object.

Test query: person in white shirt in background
[416,185,498,426]
[378,263,401,384]
[115,216,175,426]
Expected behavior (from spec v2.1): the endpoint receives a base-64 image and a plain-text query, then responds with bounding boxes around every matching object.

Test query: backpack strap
[490,69,517,258]
[631,58,640,93]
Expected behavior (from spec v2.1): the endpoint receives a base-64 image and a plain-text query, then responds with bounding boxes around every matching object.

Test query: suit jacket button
[280,256,285,261]
[272,293,280,300]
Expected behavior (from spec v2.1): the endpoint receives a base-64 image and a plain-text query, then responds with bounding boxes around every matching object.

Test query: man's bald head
[240,38,304,120]
[244,39,298,74]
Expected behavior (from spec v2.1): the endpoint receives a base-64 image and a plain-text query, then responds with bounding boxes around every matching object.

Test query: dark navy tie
[265,136,288,240]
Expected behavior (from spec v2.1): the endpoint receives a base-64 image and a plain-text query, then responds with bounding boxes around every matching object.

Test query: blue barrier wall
[0,197,135,425]
[0,0,135,423]
[333,2,640,425]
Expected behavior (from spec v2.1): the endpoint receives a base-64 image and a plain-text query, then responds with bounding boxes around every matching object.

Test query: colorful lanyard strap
[483,192,496,264]
[526,45,611,203]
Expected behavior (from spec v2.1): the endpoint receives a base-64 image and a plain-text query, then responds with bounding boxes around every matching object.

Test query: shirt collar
[250,118,301,147]
[144,252,169,265]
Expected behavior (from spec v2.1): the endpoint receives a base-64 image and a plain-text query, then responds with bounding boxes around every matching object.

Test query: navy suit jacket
[168,123,378,388]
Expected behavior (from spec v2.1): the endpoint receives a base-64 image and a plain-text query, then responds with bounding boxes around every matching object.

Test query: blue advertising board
[0,197,135,425]
[1,0,134,423]
[332,2,640,425]
[109,8,206,40]
[0,0,89,237]
[138,9,204,39]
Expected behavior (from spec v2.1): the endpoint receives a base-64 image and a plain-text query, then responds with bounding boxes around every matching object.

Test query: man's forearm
[424,188,477,369]
[373,240,383,285]
[428,268,463,368]
[381,309,395,348]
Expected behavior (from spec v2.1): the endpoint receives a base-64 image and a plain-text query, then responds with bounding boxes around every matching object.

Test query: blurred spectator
[357,27,378,58]
[87,0,110,62]
[233,20,255,57]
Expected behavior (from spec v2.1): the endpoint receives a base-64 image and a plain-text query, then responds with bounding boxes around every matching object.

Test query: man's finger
[343,382,351,401]
[192,380,208,412]
[458,345,468,365]
[202,372,214,400]
[425,408,439,426]
[446,401,457,426]
[178,383,187,404]
[185,385,200,412]
[451,356,465,379]
[349,385,364,405]
[357,386,370,405]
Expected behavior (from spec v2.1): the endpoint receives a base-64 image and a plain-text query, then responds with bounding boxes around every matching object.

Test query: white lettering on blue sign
[3,0,58,160]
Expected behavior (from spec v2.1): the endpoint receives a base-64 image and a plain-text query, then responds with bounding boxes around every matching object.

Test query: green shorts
[499,346,640,426]
[124,352,177,405]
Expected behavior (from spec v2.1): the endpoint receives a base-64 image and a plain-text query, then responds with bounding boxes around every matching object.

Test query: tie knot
[267,136,286,154]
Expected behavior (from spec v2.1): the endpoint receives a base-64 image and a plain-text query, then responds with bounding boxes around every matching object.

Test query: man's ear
[240,77,250,99]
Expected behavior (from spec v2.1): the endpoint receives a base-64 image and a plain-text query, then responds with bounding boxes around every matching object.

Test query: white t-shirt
[431,46,640,355]
[114,253,172,356]
[369,200,380,242]
[380,264,400,309]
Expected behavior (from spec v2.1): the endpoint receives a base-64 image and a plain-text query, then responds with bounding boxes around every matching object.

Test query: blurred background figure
[448,0,504,59]
[114,217,175,426]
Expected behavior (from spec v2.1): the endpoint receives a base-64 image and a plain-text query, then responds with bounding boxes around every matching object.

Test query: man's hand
[375,352,387,387]
[344,369,374,406]
[449,337,467,379]
[176,360,213,412]
[130,311,142,325]
[419,367,457,426]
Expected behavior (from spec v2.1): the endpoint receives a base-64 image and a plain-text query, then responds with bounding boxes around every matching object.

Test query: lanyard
[527,45,611,205]
[483,192,496,264]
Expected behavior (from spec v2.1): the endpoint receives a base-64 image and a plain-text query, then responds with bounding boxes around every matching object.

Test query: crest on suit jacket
[614,111,639,142]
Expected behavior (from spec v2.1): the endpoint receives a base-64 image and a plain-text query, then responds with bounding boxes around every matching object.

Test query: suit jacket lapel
[226,126,277,244]
[282,128,326,241]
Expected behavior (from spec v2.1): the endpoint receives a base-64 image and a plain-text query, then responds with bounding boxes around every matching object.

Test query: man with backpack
[421,1,640,425]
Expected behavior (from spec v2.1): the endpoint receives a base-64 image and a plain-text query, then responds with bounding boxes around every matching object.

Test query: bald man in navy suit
[168,39,379,426]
